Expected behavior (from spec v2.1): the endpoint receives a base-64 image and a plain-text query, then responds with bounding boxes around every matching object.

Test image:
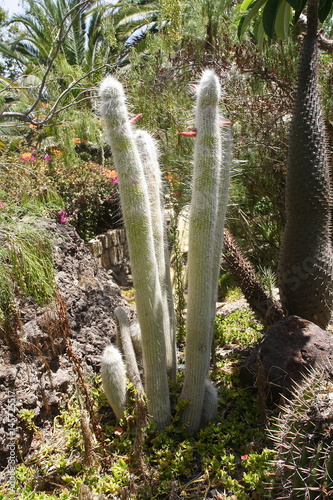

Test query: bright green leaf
[275,0,293,39]
[239,0,259,13]
[238,0,267,38]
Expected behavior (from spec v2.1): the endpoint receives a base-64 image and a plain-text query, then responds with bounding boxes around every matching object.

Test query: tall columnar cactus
[99,77,171,429]
[278,0,333,329]
[180,69,229,433]
[135,130,177,380]
[209,121,232,343]
[269,364,333,499]
[99,69,231,433]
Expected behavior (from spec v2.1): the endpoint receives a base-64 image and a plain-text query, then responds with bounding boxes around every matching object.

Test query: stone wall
[87,228,128,270]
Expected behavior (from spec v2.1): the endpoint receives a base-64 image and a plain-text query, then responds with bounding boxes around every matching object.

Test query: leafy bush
[0,146,121,240]
[51,158,121,240]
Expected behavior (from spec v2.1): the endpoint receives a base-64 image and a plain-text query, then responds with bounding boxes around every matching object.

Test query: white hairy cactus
[101,345,127,421]
[180,69,228,433]
[114,306,144,396]
[135,129,177,380]
[99,77,171,429]
[99,70,231,433]
[200,379,219,428]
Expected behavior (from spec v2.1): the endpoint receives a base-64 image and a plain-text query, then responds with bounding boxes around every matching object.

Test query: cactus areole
[278,0,333,329]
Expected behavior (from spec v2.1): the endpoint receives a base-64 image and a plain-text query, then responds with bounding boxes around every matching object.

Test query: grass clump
[0,217,56,358]
[0,223,55,307]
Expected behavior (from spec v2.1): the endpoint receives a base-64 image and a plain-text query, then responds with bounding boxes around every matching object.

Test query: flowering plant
[0,146,121,240]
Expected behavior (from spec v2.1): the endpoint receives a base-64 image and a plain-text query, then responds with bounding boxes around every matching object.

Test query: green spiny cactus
[180,69,229,433]
[269,364,333,499]
[278,0,333,329]
[99,76,171,429]
[101,345,127,421]
[223,229,284,327]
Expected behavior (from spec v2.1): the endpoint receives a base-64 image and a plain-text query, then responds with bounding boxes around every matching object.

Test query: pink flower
[241,455,248,461]
[57,209,70,224]
[20,152,33,162]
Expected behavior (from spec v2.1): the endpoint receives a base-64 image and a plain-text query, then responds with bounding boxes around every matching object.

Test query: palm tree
[2,0,94,67]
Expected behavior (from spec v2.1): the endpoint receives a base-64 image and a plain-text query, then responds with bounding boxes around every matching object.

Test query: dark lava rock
[0,219,131,469]
[240,315,333,401]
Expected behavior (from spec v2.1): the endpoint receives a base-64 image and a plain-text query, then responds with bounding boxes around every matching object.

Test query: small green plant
[215,309,263,348]
[19,409,38,432]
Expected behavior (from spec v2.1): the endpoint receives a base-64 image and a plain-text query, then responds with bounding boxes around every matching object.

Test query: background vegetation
[0,0,332,497]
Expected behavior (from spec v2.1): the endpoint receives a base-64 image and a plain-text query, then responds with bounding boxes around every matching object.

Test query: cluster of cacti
[268,363,333,499]
[99,69,231,432]
[278,0,333,329]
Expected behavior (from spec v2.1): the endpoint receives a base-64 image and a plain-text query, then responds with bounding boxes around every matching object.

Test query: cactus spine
[101,345,127,421]
[269,364,333,499]
[99,77,171,429]
[180,69,227,433]
[135,130,177,380]
[278,0,333,329]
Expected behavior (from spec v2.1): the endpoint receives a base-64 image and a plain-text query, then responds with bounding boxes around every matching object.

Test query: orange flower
[102,168,118,179]
[20,152,33,161]
[165,172,173,183]
[50,148,62,157]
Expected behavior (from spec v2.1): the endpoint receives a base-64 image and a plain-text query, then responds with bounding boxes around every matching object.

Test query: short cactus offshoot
[99,70,231,432]
[268,364,333,499]
[101,345,127,422]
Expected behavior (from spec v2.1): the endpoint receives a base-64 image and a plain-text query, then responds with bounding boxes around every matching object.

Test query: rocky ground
[0,219,131,473]
[2,218,333,495]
